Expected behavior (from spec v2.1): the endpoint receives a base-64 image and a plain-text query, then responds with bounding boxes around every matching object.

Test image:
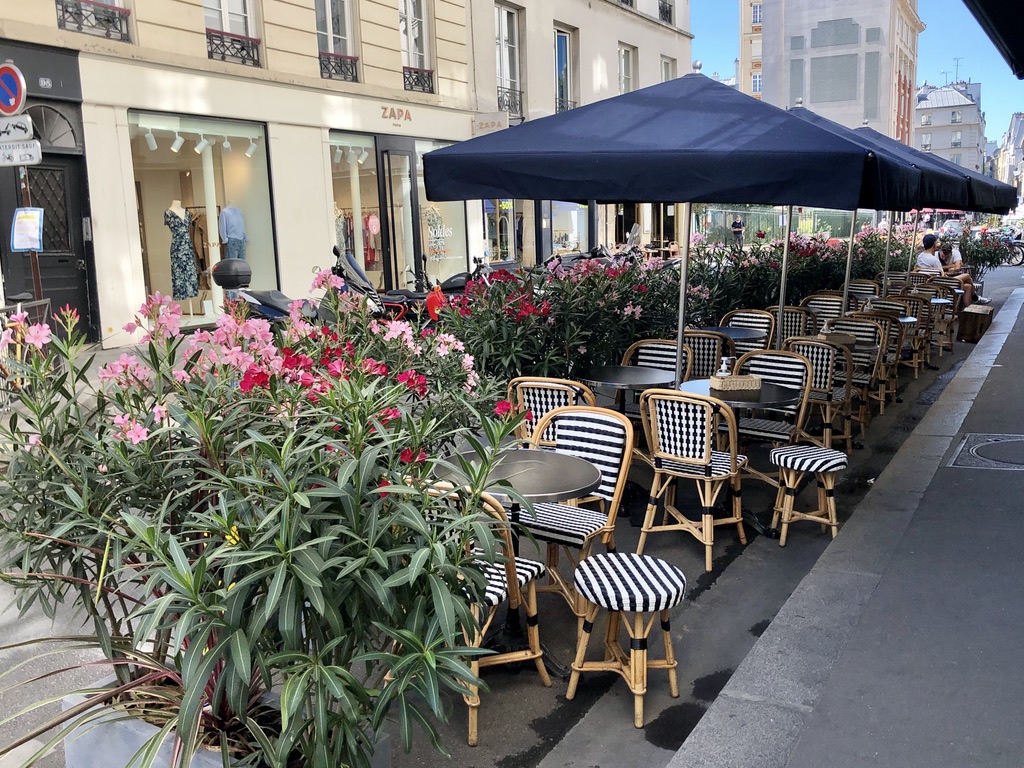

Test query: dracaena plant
[0,279,526,768]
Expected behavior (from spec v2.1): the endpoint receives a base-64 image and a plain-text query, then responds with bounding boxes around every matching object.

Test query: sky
[688,0,1024,143]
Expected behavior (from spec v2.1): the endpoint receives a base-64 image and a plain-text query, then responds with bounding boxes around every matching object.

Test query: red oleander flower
[494,400,513,417]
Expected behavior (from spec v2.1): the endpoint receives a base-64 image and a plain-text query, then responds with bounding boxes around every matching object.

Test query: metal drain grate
[948,434,1024,470]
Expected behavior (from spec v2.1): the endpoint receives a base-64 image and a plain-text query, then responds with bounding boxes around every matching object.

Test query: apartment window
[752,72,762,93]
[316,0,357,81]
[204,0,260,66]
[204,0,251,36]
[920,132,932,151]
[951,130,962,148]
[555,29,576,112]
[751,3,762,24]
[400,0,433,92]
[661,56,676,82]
[55,0,132,42]
[951,110,963,124]
[618,44,635,94]
[921,113,932,126]
[950,153,962,166]
[495,5,522,117]
[659,0,674,24]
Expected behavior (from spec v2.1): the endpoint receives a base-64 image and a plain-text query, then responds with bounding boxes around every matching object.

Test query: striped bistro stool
[566,553,686,727]
[769,444,849,546]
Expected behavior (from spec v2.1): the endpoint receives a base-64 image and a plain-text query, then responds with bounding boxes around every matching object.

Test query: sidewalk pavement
[670,286,1024,767]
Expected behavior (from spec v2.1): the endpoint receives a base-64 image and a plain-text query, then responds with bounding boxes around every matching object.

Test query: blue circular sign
[0,63,27,117]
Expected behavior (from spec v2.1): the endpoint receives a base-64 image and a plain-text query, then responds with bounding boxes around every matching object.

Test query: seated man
[938,242,989,305]
[917,234,988,306]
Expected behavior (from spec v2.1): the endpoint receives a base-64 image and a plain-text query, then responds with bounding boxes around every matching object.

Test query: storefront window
[415,139,468,284]
[482,198,525,264]
[552,200,588,253]
[328,132,382,287]
[129,112,274,328]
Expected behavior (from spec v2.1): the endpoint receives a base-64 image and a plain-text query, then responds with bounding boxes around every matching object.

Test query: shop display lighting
[334,146,344,164]
[245,139,259,158]
[170,132,185,153]
[222,137,232,152]
[144,130,158,152]
[194,135,211,154]
[358,149,370,164]
[347,147,358,164]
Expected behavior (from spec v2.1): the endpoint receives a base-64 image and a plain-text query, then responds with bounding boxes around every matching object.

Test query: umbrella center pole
[906,210,921,282]
[775,205,795,348]
[841,209,858,314]
[675,202,692,385]
[881,211,894,296]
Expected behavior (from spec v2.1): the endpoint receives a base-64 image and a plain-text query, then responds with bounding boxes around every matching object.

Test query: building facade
[0,0,691,347]
[913,84,986,174]
[994,112,1024,198]
[758,0,922,140]
[738,0,762,99]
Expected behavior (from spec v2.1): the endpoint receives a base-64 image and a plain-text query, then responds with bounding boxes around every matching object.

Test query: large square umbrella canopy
[424,73,922,210]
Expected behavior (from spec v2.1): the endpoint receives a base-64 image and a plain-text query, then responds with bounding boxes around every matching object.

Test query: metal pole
[841,209,858,314]
[775,205,794,348]
[905,209,921,283]
[881,211,895,295]
[675,201,692,385]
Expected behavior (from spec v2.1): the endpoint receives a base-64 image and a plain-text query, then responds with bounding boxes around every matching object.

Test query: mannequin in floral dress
[163,200,199,300]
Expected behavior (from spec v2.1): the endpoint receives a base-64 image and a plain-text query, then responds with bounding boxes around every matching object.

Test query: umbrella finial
[795,97,804,107]
[862,119,869,126]
[692,60,702,74]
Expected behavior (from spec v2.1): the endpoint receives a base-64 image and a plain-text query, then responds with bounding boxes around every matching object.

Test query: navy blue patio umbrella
[424,72,930,378]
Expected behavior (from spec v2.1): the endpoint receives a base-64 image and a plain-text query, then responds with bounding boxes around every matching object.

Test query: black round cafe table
[578,365,676,391]
[693,326,767,342]
[441,449,602,504]
[678,378,804,409]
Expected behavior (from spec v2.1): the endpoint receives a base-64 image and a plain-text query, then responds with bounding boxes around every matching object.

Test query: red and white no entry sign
[0,61,28,117]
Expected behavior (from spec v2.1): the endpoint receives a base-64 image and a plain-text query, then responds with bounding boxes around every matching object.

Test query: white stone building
[913,84,985,173]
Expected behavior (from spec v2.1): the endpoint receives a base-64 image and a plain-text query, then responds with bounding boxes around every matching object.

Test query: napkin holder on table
[709,373,761,391]
[817,332,857,349]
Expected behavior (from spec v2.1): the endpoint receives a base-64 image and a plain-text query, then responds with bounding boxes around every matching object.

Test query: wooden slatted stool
[769,444,848,546]
[566,553,685,727]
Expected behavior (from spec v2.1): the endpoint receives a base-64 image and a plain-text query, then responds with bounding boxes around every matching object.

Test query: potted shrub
[0,283,522,768]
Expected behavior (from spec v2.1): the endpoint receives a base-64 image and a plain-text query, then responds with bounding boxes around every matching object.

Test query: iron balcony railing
[659,0,674,23]
[556,96,577,113]
[56,0,131,42]
[951,140,962,148]
[206,28,262,68]
[921,143,932,151]
[403,66,434,93]
[618,0,635,6]
[496,86,523,117]
[319,52,359,82]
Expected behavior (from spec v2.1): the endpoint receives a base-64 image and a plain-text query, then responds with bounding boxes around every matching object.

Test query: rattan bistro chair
[683,330,736,379]
[508,376,597,441]
[518,406,634,625]
[720,309,775,356]
[768,305,818,341]
[635,389,747,572]
[620,339,691,418]
[426,486,551,746]
[782,337,854,453]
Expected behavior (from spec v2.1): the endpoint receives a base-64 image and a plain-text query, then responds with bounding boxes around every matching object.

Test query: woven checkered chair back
[768,306,817,340]
[509,377,596,441]
[908,271,937,285]
[534,406,633,503]
[684,331,733,378]
[721,309,775,355]
[640,390,726,468]
[783,338,840,393]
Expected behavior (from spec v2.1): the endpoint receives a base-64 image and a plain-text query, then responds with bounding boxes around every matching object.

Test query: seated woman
[938,242,990,306]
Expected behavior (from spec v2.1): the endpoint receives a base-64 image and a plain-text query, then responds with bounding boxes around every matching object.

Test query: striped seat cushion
[477,556,547,607]
[519,502,608,548]
[735,416,796,442]
[809,386,849,403]
[770,444,848,473]
[653,450,745,478]
[574,553,686,612]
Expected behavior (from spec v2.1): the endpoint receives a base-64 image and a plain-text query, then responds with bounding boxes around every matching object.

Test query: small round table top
[679,378,804,409]
[897,315,918,325]
[930,297,953,306]
[692,326,767,342]
[578,365,676,391]
[441,449,603,504]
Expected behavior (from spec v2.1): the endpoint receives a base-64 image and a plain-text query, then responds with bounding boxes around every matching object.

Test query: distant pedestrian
[731,215,745,247]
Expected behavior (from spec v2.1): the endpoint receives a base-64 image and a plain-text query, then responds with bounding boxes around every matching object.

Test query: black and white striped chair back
[509,377,596,441]
[737,350,811,417]
[684,331,734,379]
[533,407,632,503]
[721,310,774,355]
[828,318,884,376]
[801,294,846,327]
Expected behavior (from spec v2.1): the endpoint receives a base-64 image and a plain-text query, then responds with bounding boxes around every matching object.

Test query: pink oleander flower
[0,328,13,348]
[152,403,168,422]
[311,269,345,291]
[27,434,42,447]
[23,324,52,350]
